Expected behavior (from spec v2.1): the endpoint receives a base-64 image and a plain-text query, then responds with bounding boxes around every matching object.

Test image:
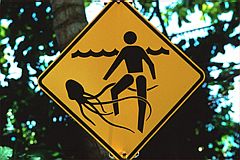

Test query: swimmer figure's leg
[111,74,134,115]
[136,75,147,133]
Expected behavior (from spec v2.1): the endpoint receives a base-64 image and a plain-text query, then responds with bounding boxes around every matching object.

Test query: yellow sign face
[38,2,205,160]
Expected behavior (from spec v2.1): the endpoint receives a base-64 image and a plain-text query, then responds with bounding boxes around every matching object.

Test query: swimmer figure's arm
[103,50,125,80]
[142,51,156,79]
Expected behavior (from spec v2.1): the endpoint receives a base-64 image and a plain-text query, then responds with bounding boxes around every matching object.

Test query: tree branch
[155,0,168,38]
[148,7,156,21]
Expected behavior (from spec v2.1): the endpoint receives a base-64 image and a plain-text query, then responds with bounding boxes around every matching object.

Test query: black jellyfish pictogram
[66,79,152,133]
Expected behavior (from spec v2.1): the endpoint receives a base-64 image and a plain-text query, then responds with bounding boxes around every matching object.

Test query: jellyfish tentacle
[95,97,107,113]
[85,93,108,113]
[90,96,152,120]
[78,103,95,126]
[94,83,116,98]
[84,93,92,98]
[84,83,115,99]
[128,84,158,92]
[86,103,134,133]
[84,102,113,115]
[83,83,153,120]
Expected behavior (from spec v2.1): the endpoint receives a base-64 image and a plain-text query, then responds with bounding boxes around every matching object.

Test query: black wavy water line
[72,49,119,58]
[146,47,169,55]
[72,47,169,58]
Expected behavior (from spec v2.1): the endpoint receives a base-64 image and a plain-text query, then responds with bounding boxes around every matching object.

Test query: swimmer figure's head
[124,31,137,44]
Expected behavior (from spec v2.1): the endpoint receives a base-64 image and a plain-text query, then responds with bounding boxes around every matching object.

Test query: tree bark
[49,0,109,159]
[50,0,88,50]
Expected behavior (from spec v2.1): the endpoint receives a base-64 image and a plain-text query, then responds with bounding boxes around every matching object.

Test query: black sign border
[38,2,205,160]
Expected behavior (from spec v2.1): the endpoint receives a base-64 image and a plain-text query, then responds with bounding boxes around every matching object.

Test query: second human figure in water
[103,31,156,132]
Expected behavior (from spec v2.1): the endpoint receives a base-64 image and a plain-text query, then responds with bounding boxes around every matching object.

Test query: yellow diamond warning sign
[38,2,205,160]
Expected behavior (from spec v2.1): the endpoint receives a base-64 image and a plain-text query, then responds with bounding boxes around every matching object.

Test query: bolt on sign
[38,1,205,160]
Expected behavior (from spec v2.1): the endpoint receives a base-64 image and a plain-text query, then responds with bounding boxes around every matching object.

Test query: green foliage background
[0,0,239,159]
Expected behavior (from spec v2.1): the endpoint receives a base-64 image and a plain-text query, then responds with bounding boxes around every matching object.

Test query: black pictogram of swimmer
[71,31,169,133]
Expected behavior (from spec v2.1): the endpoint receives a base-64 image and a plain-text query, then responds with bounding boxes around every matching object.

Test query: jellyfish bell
[66,79,85,102]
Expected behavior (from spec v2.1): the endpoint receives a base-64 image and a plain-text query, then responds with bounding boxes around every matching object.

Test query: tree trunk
[50,0,87,50]
[49,0,109,159]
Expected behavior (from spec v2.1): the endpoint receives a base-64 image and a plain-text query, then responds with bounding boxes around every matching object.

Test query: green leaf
[52,151,60,157]
[0,56,7,64]
[28,156,42,160]
[200,14,206,21]
[0,27,6,39]
[84,0,91,8]
[0,146,13,160]
[202,3,208,11]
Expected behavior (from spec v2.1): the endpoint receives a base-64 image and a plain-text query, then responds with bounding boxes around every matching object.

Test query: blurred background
[0,0,239,159]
